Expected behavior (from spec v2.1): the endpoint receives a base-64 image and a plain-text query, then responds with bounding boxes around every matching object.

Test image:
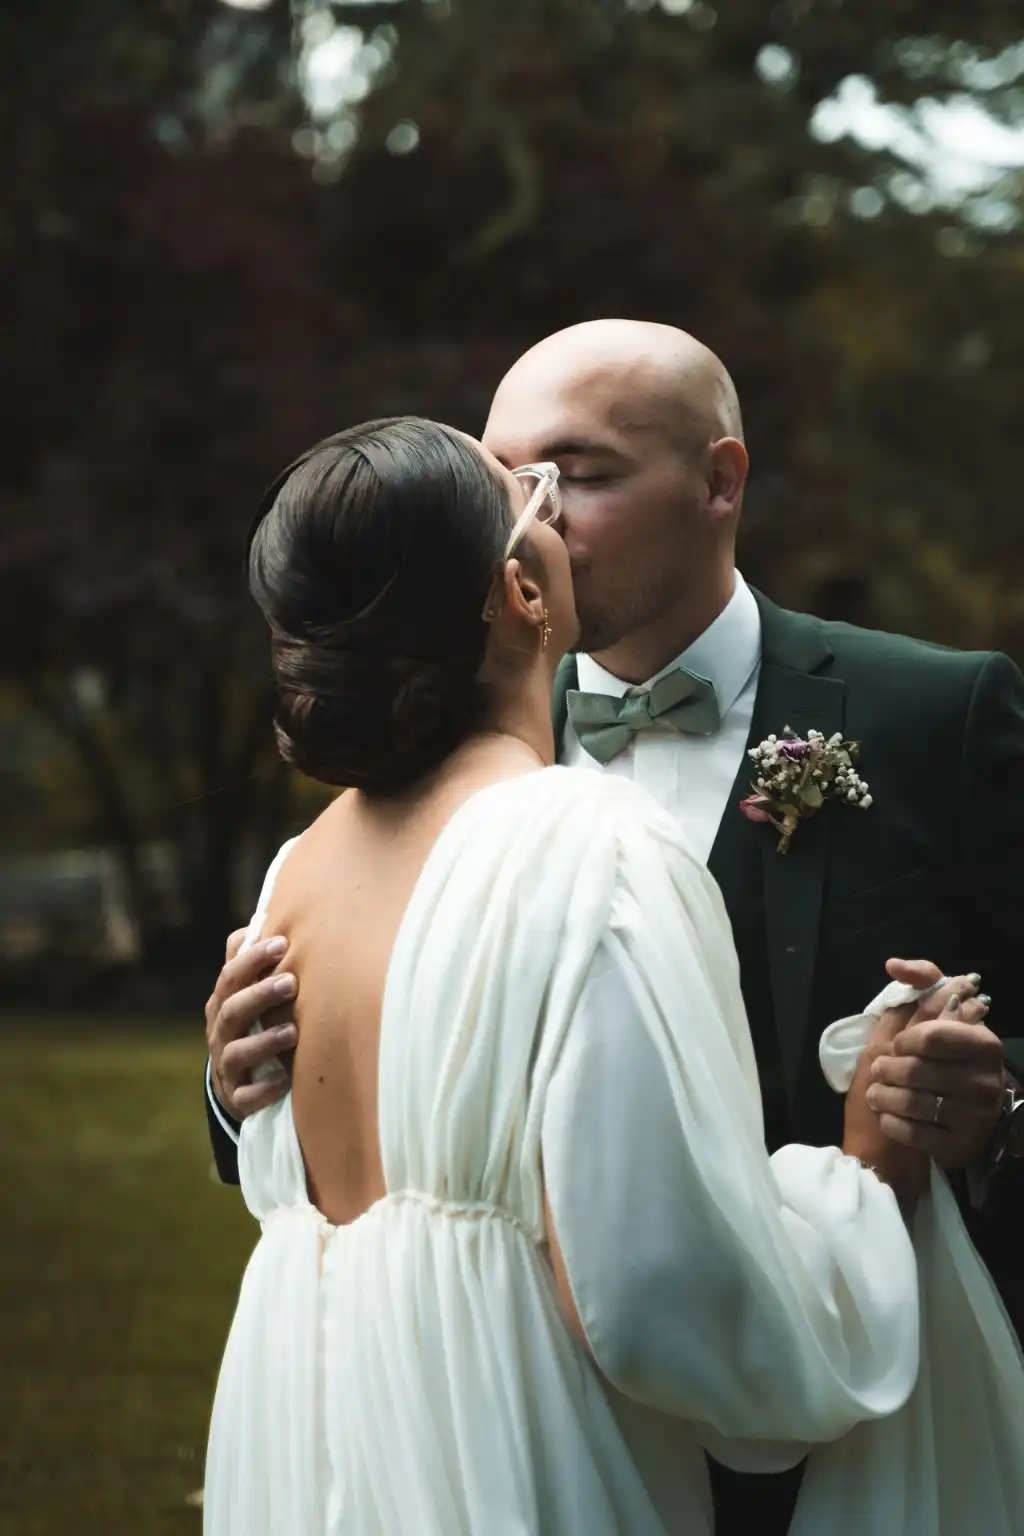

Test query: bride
[204,417,1023,1534]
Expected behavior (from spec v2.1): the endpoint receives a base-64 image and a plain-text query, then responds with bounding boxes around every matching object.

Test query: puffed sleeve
[540,802,921,1467]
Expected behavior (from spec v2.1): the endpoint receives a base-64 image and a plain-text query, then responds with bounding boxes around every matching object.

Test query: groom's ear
[706,437,748,523]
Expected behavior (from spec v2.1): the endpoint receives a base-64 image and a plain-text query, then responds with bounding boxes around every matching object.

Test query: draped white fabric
[785,990,1024,1535]
[204,767,1024,1534]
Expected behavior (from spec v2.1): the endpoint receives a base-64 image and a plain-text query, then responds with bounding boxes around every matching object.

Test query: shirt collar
[574,571,762,716]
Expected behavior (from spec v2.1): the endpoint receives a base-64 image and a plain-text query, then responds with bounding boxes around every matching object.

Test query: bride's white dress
[204,767,1024,1534]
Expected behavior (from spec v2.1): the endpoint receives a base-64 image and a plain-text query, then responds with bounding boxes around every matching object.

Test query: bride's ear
[483,559,546,631]
[503,558,546,628]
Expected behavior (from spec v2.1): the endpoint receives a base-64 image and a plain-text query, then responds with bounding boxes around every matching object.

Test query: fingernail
[265,936,287,957]
[275,1024,297,1044]
[866,1086,880,1108]
[946,995,960,1014]
[967,973,981,989]
[273,973,296,997]
[978,994,992,1008]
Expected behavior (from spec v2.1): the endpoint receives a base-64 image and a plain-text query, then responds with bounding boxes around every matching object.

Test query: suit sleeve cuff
[966,1066,1023,1211]
[966,1159,993,1211]
[206,1058,241,1146]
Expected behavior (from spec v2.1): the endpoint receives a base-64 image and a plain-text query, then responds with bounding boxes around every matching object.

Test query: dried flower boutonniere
[739,728,872,855]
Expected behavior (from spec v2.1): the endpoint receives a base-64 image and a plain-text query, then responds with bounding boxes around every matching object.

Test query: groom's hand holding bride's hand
[205,930,298,1119]
[843,967,993,1208]
[867,960,1004,1169]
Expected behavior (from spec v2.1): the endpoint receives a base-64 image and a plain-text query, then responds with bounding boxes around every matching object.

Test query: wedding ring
[933,1093,944,1126]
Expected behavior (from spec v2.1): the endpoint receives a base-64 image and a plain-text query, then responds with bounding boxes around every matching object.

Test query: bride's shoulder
[559,765,680,826]
[516,767,698,859]
[445,768,701,877]
[479,764,651,817]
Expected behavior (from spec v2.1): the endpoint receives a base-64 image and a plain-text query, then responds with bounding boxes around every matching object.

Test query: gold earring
[541,609,551,652]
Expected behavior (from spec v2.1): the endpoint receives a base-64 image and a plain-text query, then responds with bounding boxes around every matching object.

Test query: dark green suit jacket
[554,588,1024,1533]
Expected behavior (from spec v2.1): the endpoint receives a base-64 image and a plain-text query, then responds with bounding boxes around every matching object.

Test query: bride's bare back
[262,744,538,1226]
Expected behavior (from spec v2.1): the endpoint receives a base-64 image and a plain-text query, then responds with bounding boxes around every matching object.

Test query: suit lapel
[707,705,762,922]
[557,607,843,1107]
[740,593,845,1104]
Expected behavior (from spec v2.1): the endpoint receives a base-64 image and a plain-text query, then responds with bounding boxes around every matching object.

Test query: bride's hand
[842,964,983,1210]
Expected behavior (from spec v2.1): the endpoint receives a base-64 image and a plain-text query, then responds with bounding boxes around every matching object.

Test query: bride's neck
[484,660,557,770]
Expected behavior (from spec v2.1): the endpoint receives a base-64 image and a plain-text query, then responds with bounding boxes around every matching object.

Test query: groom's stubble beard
[568,451,711,661]
[571,554,694,658]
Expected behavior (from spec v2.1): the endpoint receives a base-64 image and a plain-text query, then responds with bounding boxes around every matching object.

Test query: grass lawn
[0,1019,257,1535]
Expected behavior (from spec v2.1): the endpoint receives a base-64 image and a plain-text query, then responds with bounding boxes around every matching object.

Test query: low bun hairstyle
[247,418,513,796]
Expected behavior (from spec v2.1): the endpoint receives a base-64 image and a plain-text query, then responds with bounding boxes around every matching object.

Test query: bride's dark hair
[247,417,512,796]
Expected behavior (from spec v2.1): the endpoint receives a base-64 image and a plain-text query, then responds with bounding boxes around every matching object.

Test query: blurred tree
[0,0,1021,997]
[0,5,310,986]
[330,0,1024,638]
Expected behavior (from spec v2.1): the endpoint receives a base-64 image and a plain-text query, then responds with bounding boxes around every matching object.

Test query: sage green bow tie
[568,668,721,765]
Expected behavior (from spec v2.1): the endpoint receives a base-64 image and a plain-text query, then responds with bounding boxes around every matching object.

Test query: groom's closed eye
[556,453,628,484]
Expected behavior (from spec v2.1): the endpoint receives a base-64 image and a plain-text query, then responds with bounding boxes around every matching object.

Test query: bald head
[491,320,743,451]
[482,320,749,678]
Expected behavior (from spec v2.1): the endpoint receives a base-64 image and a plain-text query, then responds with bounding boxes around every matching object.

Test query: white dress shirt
[562,572,762,862]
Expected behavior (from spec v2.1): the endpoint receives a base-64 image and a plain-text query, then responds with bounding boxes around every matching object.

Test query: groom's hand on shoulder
[205,931,298,1121]
[867,964,1004,1168]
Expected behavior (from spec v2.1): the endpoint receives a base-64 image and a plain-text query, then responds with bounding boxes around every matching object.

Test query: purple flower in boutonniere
[740,727,872,855]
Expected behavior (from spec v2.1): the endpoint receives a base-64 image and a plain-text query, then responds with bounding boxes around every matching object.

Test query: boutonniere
[739,727,871,855]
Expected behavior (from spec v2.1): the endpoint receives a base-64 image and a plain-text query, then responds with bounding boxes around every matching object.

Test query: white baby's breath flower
[742,726,871,853]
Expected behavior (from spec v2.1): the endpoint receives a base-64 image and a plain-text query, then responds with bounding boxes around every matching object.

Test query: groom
[204,321,1024,1533]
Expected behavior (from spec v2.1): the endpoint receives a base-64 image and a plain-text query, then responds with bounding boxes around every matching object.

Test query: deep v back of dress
[206,769,691,1534]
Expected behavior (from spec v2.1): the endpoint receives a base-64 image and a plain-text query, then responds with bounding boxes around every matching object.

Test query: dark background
[0,5,1021,1527]
[2,0,1022,1008]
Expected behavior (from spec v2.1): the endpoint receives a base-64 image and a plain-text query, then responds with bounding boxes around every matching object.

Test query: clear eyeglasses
[504,462,562,561]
